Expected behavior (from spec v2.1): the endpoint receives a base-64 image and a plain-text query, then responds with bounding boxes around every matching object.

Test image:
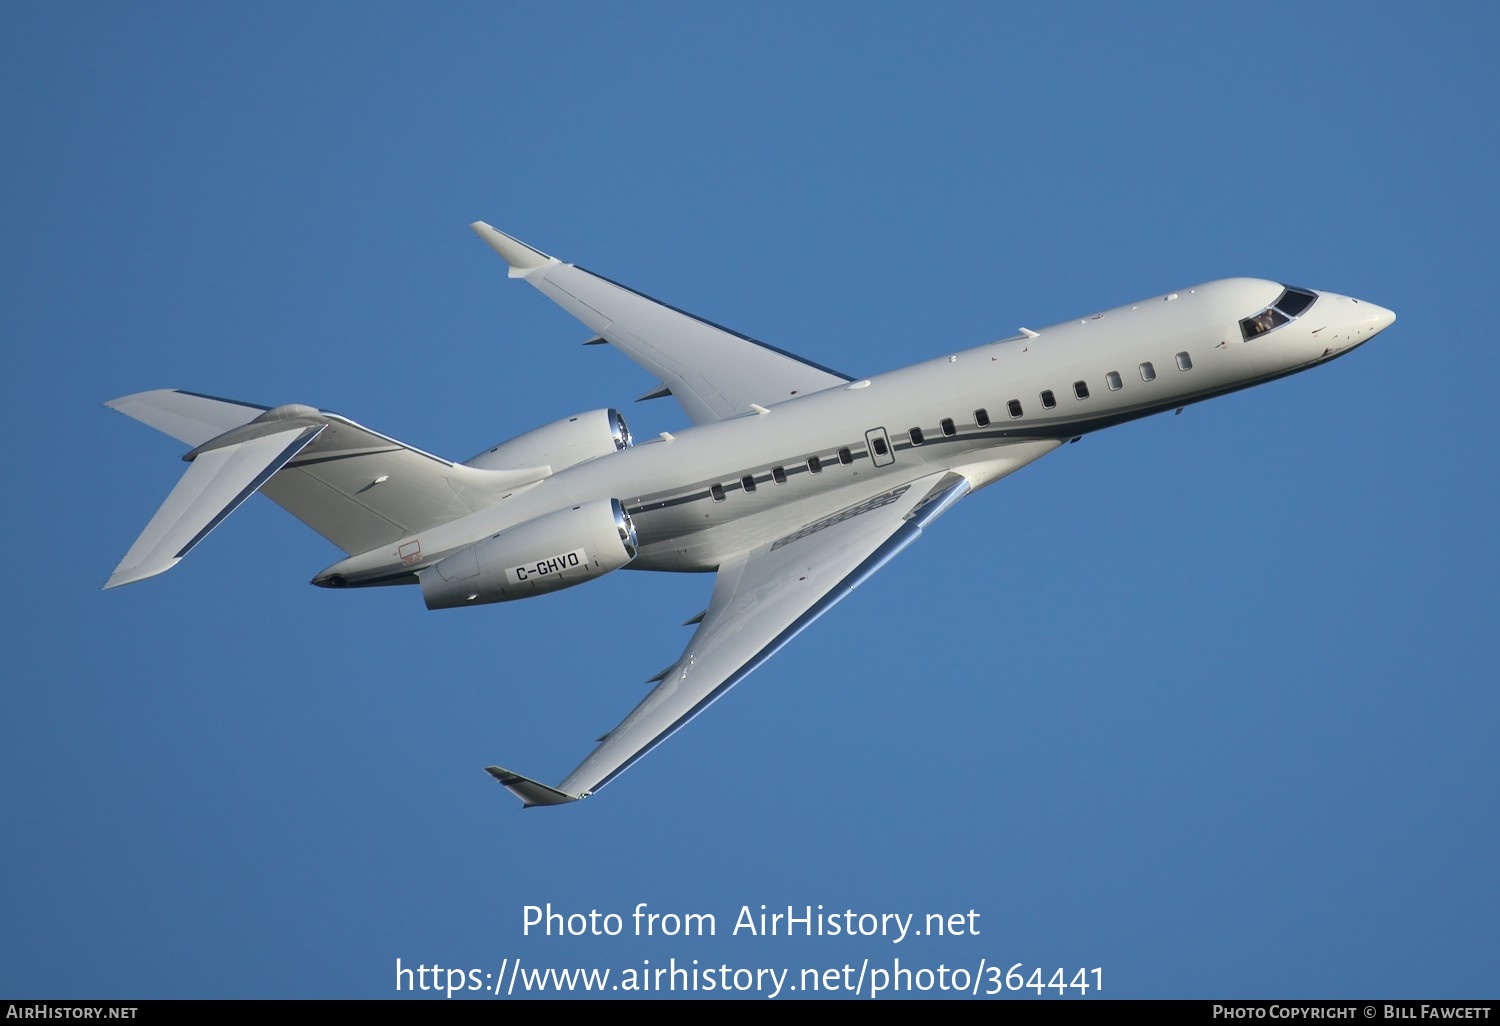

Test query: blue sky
[4,1,1496,1001]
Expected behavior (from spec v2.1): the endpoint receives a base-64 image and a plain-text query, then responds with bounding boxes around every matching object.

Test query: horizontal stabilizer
[108,389,556,559]
[484,765,582,807]
[106,390,267,447]
[105,424,325,589]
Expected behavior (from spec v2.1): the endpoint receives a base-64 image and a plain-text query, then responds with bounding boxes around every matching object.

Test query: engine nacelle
[463,409,631,473]
[419,498,638,610]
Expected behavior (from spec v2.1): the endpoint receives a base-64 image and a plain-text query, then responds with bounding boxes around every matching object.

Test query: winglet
[484,765,582,807]
[470,222,553,278]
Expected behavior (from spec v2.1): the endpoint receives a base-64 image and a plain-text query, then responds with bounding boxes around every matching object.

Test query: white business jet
[105,223,1395,806]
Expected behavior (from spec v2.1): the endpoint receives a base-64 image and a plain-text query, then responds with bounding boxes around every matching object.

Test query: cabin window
[808,456,822,474]
[772,466,787,484]
[974,408,990,427]
[741,475,756,493]
[1007,399,1023,418]
[838,447,853,465]
[940,418,956,437]
[1040,390,1057,410]
[909,427,925,446]
[1140,362,1156,382]
[710,483,725,502]
[1106,371,1123,391]
[1176,351,1193,371]
[1073,381,1090,400]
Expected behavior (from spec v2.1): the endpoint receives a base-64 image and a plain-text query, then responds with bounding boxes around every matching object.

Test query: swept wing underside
[486,469,973,806]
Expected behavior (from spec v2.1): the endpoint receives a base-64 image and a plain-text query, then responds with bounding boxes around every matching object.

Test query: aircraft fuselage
[315,276,1392,586]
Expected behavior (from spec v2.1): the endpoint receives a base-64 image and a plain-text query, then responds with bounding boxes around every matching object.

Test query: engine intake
[419,498,637,610]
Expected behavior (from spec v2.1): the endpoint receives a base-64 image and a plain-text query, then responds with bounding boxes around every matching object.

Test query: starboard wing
[485,470,973,806]
[472,222,852,424]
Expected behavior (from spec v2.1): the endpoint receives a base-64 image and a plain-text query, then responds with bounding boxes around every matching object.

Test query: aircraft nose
[1362,298,1392,330]
[1338,295,1395,348]
[1311,293,1393,356]
[1358,300,1395,342]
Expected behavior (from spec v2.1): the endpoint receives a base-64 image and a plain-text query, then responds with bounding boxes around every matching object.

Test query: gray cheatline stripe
[625,449,873,515]
[627,376,1269,512]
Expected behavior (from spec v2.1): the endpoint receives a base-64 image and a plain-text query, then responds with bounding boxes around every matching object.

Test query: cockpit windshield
[1239,285,1318,340]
